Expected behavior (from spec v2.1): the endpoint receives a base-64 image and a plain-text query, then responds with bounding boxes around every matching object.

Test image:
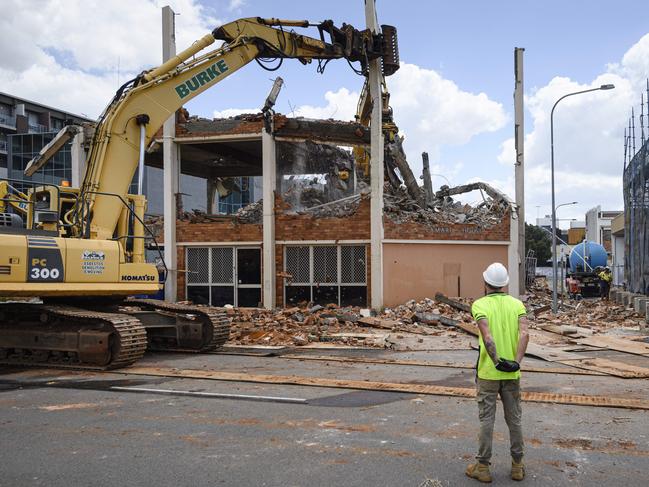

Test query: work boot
[465,462,492,483]
[511,460,525,481]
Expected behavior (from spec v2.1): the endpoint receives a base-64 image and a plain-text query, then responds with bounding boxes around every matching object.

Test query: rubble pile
[222,297,476,348]
[218,278,647,350]
[234,200,262,223]
[524,279,642,331]
[383,184,510,228]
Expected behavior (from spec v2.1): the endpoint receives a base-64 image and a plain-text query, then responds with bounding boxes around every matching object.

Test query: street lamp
[550,84,615,313]
[554,201,578,299]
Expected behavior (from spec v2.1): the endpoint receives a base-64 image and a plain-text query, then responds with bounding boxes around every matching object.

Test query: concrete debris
[233,200,263,223]
[221,297,476,348]
[384,183,510,228]
[524,278,643,332]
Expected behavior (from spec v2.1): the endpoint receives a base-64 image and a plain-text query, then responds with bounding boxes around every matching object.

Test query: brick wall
[177,219,262,242]
[275,196,370,241]
[384,211,510,242]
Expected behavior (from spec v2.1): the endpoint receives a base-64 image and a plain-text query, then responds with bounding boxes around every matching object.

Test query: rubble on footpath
[523,278,642,331]
[216,297,478,349]
[184,277,648,350]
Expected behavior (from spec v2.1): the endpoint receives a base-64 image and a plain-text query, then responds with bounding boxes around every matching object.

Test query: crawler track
[126,299,231,352]
[0,304,147,370]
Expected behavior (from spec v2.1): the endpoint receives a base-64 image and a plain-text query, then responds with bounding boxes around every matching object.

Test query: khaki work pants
[476,378,524,464]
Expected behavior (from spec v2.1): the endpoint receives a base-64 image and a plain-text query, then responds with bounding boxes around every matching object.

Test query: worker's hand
[495,359,520,373]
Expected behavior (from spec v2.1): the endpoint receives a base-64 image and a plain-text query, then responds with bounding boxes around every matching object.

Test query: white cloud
[212,107,258,118]
[228,0,246,11]
[388,62,508,178]
[496,63,639,223]
[0,0,220,118]
[290,87,359,120]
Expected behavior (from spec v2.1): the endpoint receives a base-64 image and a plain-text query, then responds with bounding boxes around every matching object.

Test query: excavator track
[0,304,147,370]
[126,299,231,353]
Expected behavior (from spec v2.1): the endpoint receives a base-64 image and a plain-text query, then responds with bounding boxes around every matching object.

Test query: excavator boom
[79,18,398,244]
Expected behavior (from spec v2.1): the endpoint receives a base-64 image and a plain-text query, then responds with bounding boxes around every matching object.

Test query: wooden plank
[115,366,649,410]
[323,333,388,339]
[558,358,649,379]
[525,343,588,361]
[538,324,589,337]
[280,354,606,376]
[357,317,399,330]
[574,336,649,356]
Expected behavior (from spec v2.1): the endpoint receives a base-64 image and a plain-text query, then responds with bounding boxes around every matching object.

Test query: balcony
[28,123,48,134]
[0,114,16,128]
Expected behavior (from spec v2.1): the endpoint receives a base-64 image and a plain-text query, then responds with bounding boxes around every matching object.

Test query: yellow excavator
[0,17,399,369]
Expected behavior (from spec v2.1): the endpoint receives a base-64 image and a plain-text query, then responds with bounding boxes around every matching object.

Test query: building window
[186,246,261,307]
[8,132,72,186]
[217,176,259,214]
[284,245,367,307]
[51,117,64,131]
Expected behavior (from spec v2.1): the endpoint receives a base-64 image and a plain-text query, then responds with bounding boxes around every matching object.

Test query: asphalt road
[1,349,648,486]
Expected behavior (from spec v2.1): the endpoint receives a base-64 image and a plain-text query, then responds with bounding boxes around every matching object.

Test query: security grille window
[285,245,367,307]
[186,246,261,307]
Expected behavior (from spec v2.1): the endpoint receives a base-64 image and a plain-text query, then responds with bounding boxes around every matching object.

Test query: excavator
[0,17,399,370]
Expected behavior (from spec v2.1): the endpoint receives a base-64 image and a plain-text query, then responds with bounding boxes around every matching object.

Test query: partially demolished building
[146,112,516,309]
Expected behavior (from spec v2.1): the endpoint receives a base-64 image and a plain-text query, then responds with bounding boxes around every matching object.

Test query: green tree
[525,223,552,264]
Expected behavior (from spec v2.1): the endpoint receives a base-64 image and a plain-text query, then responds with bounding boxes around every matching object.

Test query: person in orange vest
[466,263,530,483]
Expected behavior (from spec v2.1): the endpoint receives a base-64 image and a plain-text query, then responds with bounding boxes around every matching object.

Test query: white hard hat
[483,262,509,288]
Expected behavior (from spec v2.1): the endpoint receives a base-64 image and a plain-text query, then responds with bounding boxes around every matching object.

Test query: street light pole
[550,84,615,313]
[553,201,578,299]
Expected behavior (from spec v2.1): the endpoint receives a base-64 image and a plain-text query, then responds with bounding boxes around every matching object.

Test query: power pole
[514,47,525,294]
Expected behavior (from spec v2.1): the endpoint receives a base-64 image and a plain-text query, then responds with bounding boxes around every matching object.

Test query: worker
[598,267,612,300]
[466,262,530,483]
[566,275,582,300]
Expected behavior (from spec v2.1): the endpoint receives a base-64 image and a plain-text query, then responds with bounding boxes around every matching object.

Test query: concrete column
[633,296,648,314]
[70,131,85,187]
[262,127,276,310]
[162,6,179,302]
[508,209,520,298]
[514,48,525,294]
[365,0,384,310]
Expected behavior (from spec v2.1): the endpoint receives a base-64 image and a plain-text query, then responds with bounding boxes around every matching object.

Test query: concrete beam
[70,130,85,188]
[262,127,276,309]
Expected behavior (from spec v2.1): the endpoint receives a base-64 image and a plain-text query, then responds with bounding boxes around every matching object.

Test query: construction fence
[624,137,649,293]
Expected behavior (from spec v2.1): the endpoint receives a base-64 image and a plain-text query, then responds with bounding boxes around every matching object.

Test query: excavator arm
[0,181,30,217]
[77,17,399,243]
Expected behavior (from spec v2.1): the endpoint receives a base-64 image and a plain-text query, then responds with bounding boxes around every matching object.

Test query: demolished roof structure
[147,111,513,229]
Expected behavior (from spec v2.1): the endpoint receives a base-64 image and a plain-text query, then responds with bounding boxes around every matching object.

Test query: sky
[2,0,648,227]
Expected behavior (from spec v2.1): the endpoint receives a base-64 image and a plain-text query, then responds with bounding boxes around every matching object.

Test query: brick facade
[177,219,262,242]
[174,199,510,306]
[275,196,370,241]
[384,211,510,241]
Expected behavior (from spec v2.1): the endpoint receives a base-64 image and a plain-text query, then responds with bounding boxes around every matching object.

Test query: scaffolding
[623,80,649,293]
